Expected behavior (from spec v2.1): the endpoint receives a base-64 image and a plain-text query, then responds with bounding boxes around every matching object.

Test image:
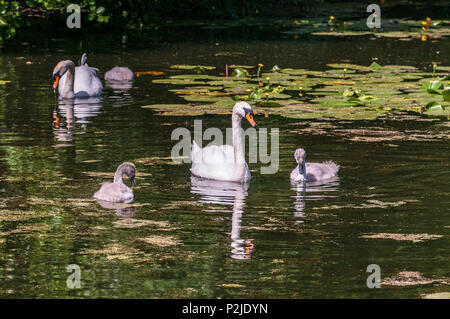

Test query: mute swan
[93,162,136,203]
[105,66,134,82]
[290,148,339,182]
[52,54,102,98]
[190,102,257,183]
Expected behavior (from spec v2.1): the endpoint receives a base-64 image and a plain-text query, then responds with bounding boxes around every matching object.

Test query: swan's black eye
[52,73,60,80]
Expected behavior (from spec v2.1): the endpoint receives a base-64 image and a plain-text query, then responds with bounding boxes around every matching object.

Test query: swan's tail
[79,53,87,66]
[324,161,340,177]
[191,141,201,162]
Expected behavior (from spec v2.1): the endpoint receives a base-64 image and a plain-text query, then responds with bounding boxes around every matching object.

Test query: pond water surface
[0,27,449,298]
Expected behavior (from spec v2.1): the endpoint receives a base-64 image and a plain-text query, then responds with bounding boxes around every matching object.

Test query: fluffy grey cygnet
[93,162,136,203]
[104,66,134,82]
[290,148,339,182]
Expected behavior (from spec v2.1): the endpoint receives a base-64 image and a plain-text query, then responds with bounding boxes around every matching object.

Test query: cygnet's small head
[116,162,136,187]
[294,148,306,164]
[52,60,74,89]
[233,102,257,128]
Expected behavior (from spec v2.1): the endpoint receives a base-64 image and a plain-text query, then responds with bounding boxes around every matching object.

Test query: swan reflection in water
[95,199,136,218]
[190,176,254,260]
[52,97,102,145]
[291,177,340,222]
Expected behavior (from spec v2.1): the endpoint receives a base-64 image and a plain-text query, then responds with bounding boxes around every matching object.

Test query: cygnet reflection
[95,199,136,218]
[291,177,340,222]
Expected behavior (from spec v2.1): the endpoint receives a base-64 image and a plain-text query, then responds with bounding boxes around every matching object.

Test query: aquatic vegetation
[218,283,246,288]
[80,243,151,262]
[146,62,450,120]
[170,65,216,74]
[300,17,450,40]
[382,271,449,287]
[312,199,419,211]
[0,223,50,237]
[135,71,165,77]
[360,233,443,243]
[134,156,183,166]
[113,218,174,230]
[422,292,450,299]
[136,235,181,247]
[0,209,57,222]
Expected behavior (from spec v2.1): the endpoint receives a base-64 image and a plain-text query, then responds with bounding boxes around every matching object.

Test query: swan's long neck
[232,112,246,179]
[61,63,75,98]
[113,168,124,184]
[298,160,306,177]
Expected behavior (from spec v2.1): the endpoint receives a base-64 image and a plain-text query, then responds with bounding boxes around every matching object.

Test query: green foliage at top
[0,0,300,44]
[0,0,109,43]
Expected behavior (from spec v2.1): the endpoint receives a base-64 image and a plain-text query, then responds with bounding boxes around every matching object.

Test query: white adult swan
[290,148,339,182]
[52,53,102,98]
[93,162,136,203]
[190,102,257,183]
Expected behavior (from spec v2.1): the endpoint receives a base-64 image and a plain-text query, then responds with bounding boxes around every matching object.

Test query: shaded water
[0,28,449,298]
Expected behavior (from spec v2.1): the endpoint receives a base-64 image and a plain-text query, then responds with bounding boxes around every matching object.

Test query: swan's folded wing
[93,183,133,203]
[306,162,339,180]
[74,66,103,97]
[192,144,234,165]
[190,144,237,180]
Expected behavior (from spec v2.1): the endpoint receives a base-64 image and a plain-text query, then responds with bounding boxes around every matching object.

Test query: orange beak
[52,75,60,89]
[245,112,257,127]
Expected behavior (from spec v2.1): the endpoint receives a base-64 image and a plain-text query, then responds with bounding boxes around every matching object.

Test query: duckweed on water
[137,235,181,247]
[360,233,443,243]
[382,271,449,287]
[112,218,175,230]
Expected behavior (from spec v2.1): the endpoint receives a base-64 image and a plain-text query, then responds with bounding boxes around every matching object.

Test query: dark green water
[0,28,449,298]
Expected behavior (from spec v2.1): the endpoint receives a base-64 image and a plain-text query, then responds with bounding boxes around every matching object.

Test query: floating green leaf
[442,89,450,101]
[170,65,216,73]
[425,101,443,110]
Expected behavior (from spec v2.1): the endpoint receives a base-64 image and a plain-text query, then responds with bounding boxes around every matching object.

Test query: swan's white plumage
[58,65,102,98]
[190,102,254,183]
[191,141,250,182]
